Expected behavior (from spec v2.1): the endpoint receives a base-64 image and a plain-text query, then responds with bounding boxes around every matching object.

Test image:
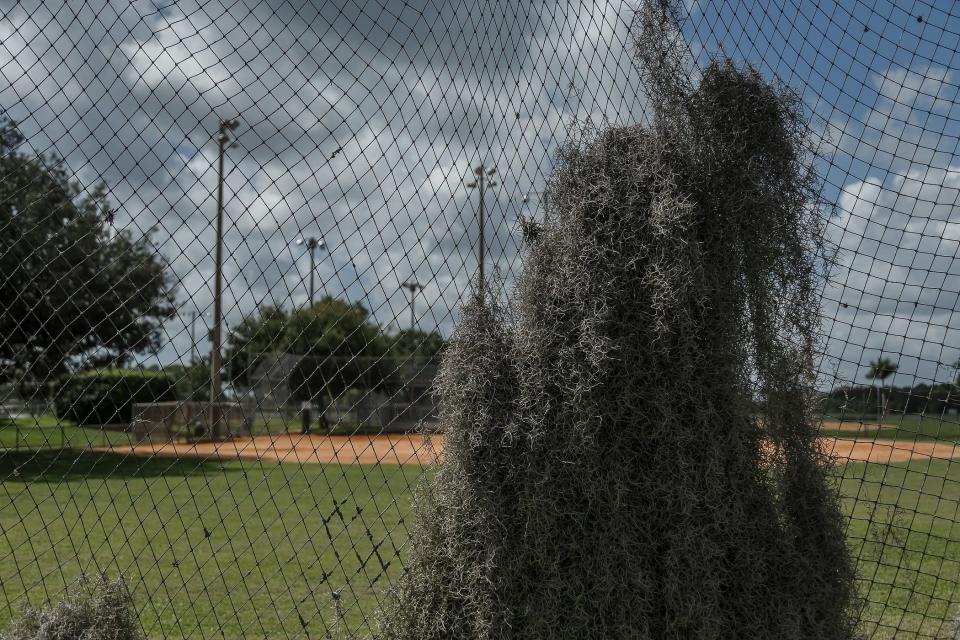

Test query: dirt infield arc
[98,432,960,466]
[98,433,441,465]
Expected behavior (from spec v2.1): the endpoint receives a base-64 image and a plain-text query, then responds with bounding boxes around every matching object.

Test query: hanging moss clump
[378,1,859,638]
[1,575,143,640]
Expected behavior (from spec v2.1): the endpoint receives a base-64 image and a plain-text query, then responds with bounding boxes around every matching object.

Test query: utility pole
[466,165,497,288]
[295,236,327,307]
[189,310,197,366]
[293,235,328,434]
[402,281,421,333]
[210,118,239,440]
[401,280,422,406]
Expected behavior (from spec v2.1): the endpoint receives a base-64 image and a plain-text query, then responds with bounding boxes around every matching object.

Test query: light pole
[210,118,239,440]
[293,235,327,434]
[189,310,197,365]
[401,280,422,406]
[402,281,421,333]
[187,309,213,366]
[466,165,497,288]
[295,236,327,307]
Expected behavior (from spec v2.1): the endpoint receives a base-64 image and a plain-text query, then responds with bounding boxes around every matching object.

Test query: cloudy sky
[1,0,958,391]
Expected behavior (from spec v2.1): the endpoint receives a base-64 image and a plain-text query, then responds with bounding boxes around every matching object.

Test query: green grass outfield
[0,415,397,449]
[1,452,425,639]
[833,459,960,638]
[820,413,960,443]
[2,450,958,638]
[12,411,958,450]
[0,415,134,450]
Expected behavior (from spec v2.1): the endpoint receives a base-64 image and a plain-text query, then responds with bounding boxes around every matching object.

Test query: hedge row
[54,369,175,426]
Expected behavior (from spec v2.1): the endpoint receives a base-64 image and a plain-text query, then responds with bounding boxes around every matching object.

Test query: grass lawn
[834,458,960,638]
[820,413,960,443]
[0,451,425,639]
[0,416,133,450]
[2,449,959,639]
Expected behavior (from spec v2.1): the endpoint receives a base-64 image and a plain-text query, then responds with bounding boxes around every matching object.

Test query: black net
[0,0,958,638]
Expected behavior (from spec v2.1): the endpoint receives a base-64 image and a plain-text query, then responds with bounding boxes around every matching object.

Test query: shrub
[0,574,142,640]
[378,1,858,638]
[54,369,175,426]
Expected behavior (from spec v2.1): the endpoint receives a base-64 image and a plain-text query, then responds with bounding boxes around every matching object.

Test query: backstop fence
[1,0,960,638]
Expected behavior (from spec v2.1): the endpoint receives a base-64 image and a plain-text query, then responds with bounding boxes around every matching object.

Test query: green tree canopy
[385,328,446,359]
[866,357,898,384]
[225,297,390,398]
[158,358,211,402]
[0,118,175,388]
[865,356,899,419]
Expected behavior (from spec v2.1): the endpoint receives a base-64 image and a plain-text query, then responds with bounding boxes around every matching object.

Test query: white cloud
[822,158,960,387]
[16,0,958,395]
[5,0,955,398]
[821,64,960,176]
[1,0,647,370]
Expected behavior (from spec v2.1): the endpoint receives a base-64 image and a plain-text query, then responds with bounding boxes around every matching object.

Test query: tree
[225,297,391,400]
[160,358,211,402]
[385,328,446,360]
[866,356,898,420]
[224,304,287,387]
[0,118,175,391]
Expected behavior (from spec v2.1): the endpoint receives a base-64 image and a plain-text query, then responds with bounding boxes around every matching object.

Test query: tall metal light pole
[466,165,497,287]
[189,310,197,366]
[295,236,327,307]
[402,281,421,332]
[401,280,422,406]
[210,118,239,440]
[293,235,328,434]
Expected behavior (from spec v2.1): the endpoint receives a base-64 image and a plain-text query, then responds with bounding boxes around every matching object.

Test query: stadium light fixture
[402,280,422,333]
[294,236,327,306]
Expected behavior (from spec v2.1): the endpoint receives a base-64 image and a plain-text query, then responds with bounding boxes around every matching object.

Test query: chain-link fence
[1,0,960,638]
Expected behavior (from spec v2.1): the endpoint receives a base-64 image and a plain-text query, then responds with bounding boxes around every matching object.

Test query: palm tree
[865,356,898,421]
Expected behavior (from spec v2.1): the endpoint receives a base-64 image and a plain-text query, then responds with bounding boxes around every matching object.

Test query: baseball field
[1,419,959,638]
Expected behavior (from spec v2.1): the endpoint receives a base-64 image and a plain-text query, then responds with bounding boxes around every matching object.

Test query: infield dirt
[97,431,959,466]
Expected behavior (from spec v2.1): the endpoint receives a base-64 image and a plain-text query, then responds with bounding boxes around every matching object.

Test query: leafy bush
[0,574,142,640]
[54,369,175,426]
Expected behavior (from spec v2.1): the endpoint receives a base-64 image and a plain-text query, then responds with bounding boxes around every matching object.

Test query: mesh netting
[1,0,959,638]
